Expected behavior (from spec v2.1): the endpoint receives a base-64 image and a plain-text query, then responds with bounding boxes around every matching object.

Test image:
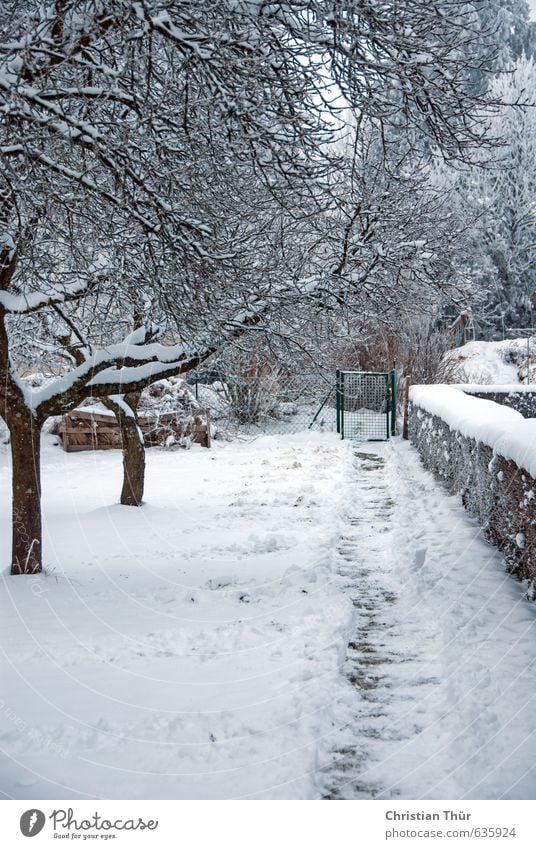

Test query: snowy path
[1,433,535,800]
[318,441,536,800]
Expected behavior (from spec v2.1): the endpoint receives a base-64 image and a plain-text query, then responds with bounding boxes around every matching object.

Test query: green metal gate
[336,370,395,441]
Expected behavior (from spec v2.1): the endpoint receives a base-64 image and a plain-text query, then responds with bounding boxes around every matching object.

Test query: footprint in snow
[414,548,427,569]
[206,576,237,590]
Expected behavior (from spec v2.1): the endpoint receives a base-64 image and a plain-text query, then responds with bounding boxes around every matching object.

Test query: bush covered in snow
[438,338,536,385]
[138,377,201,417]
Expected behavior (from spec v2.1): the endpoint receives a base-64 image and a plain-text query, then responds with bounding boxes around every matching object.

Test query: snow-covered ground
[0,433,355,799]
[320,443,536,800]
[1,433,535,799]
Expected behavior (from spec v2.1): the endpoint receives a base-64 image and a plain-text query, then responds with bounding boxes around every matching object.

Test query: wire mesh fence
[190,367,397,440]
[194,384,338,437]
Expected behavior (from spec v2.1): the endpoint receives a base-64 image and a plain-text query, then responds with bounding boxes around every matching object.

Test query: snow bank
[453,383,536,419]
[409,384,536,478]
[441,338,536,384]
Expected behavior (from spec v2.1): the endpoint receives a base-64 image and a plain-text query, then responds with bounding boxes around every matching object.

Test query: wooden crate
[57,409,211,452]
[57,410,121,452]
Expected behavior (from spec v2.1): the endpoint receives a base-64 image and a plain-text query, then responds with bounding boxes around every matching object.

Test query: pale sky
[529,0,536,21]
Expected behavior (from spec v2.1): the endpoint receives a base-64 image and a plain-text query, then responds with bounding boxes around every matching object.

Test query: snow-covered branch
[29,306,265,418]
[0,261,108,313]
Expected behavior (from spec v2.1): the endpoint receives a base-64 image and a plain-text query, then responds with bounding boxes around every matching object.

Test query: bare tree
[441,57,536,337]
[0,1,498,574]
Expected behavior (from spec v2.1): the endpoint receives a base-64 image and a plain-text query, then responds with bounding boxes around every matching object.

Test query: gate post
[336,369,341,435]
[336,369,346,438]
[385,373,390,440]
[341,371,345,439]
[390,365,397,436]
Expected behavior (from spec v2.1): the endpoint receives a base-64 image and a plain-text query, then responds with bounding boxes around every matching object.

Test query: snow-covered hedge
[409,385,536,593]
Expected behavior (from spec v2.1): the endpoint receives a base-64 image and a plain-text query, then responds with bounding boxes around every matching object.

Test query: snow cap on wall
[409,384,536,479]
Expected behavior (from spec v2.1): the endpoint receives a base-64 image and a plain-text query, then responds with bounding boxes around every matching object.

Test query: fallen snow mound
[440,338,536,384]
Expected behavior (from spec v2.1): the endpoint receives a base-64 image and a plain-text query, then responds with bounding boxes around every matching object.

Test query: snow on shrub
[438,338,536,385]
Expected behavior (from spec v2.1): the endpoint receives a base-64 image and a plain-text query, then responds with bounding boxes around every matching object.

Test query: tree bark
[119,393,145,506]
[10,408,42,574]
[103,392,145,506]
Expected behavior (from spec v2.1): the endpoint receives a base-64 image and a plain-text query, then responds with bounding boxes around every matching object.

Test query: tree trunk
[119,396,145,506]
[10,409,42,574]
[103,392,145,506]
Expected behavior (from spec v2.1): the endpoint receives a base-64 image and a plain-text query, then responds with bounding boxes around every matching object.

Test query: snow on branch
[0,258,109,313]
[29,303,265,417]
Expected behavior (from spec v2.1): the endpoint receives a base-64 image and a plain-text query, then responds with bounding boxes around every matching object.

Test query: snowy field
[1,432,536,799]
[0,433,356,799]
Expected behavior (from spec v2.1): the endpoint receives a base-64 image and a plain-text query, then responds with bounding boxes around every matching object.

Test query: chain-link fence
[189,372,338,437]
[188,367,398,440]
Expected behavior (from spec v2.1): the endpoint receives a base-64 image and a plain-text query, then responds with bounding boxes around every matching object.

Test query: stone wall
[409,403,536,594]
